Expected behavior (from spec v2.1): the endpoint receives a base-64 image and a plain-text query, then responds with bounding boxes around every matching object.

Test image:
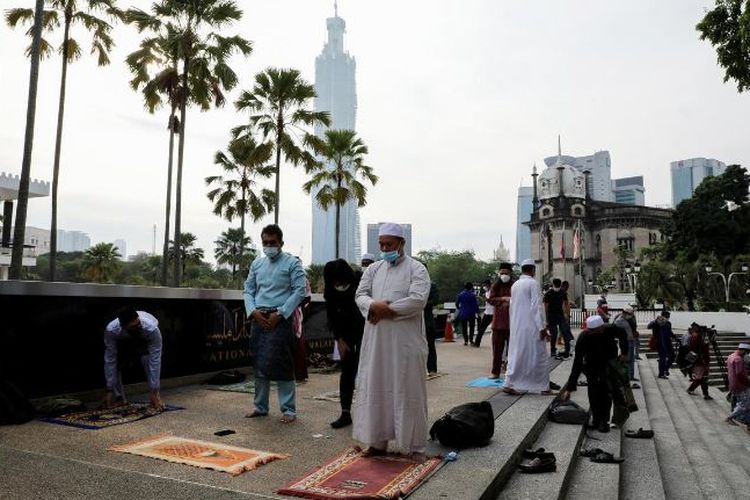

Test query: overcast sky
[1,0,747,264]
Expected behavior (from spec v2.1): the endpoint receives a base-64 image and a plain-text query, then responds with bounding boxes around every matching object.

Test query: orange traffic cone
[444,312,455,343]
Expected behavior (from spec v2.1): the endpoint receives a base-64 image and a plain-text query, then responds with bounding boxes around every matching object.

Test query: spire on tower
[557,134,562,163]
[334,0,338,17]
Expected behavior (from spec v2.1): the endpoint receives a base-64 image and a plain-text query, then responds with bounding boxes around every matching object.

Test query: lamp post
[624,262,641,293]
[705,263,749,303]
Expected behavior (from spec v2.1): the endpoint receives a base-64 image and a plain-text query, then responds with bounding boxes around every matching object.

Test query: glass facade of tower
[515,186,534,263]
[670,158,726,207]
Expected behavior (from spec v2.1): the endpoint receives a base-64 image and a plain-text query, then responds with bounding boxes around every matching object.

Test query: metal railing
[570,308,661,328]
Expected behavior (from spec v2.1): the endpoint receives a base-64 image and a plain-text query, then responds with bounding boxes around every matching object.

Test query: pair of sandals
[245,411,296,423]
[518,447,556,473]
[624,427,654,439]
[580,447,624,463]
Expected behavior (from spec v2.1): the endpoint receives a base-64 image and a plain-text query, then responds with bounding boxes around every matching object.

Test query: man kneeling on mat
[102,307,164,410]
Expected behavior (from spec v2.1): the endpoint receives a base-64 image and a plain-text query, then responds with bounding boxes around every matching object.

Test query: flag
[573,225,581,259]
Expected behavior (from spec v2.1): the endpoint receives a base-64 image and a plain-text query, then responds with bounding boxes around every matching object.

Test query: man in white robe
[353,223,431,457]
[502,259,551,395]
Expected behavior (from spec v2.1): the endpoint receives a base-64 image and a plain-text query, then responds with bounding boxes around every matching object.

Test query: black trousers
[339,338,361,412]
[585,369,612,425]
[460,317,476,344]
[426,329,438,373]
[474,314,493,346]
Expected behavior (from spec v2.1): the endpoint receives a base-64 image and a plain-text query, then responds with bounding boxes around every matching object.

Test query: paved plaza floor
[0,338,505,499]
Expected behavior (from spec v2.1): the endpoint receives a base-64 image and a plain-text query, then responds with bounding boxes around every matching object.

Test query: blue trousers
[253,377,296,416]
[549,314,573,355]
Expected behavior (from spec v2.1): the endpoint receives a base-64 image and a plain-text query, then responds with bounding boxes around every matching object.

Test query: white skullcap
[361,253,375,261]
[623,305,634,314]
[521,258,536,267]
[586,315,605,329]
[739,343,750,350]
[378,222,404,239]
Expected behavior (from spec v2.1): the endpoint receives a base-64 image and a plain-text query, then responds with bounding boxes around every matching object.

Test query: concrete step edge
[638,358,704,500]
[646,359,735,499]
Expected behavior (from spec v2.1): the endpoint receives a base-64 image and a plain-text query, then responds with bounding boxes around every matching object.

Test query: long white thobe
[504,274,549,392]
[353,256,431,453]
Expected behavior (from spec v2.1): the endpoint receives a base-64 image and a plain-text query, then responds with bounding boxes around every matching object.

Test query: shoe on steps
[522,447,551,459]
[597,422,611,433]
[330,412,352,429]
[590,451,624,463]
[518,455,556,473]
[580,447,605,458]
[625,428,654,439]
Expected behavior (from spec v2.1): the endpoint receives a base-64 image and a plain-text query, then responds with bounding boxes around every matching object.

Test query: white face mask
[500,274,511,283]
[334,284,350,292]
[553,286,561,292]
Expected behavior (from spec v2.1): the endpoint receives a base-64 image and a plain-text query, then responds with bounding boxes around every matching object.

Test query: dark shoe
[704,395,713,400]
[597,422,611,433]
[588,420,601,429]
[464,342,469,346]
[330,412,352,429]
[657,375,668,379]
[590,451,624,463]
[549,381,561,390]
[580,447,605,458]
[518,456,556,473]
[625,428,654,439]
[522,448,555,460]
[687,390,697,396]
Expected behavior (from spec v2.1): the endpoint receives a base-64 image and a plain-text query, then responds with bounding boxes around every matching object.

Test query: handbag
[648,336,657,351]
[548,400,588,424]
[429,401,494,449]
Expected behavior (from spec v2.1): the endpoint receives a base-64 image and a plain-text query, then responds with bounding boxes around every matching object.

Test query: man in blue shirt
[102,307,163,410]
[456,282,479,346]
[244,224,306,423]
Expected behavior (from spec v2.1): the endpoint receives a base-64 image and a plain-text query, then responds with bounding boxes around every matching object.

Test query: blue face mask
[263,246,280,259]
[380,250,400,263]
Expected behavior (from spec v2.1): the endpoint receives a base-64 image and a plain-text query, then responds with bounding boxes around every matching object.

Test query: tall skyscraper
[113,239,127,260]
[515,186,534,263]
[612,176,645,205]
[545,150,613,202]
[366,223,412,258]
[311,4,360,264]
[670,158,726,207]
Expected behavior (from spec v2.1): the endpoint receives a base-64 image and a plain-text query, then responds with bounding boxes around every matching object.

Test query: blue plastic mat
[466,377,505,388]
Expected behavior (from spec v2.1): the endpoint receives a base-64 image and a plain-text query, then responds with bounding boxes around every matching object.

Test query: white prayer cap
[586,315,605,329]
[521,258,536,267]
[623,305,634,314]
[739,343,750,350]
[361,253,375,261]
[378,222,404,239]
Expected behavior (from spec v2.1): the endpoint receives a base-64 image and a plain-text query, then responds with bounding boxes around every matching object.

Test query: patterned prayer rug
[278,448,442,499]
[110,434,289,475]
[310,390,341,403]
[207,380,257,394]
[41,402,183,430]
[466,377,505,388]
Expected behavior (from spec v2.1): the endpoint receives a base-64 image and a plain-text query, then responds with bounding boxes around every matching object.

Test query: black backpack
[548,400,588,424]
[429,401,494,449]
[0,380,33,425]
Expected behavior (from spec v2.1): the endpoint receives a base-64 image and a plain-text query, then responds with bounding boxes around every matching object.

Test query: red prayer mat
[110,434,289,475]
[278,448,442,499]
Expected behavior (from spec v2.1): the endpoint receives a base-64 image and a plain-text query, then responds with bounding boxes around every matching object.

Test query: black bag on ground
[548,400,588,425]
[203,370,246,385]
[429,401,494,449]
[0,380,33,425]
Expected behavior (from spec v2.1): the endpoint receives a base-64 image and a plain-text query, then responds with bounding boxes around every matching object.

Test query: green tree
[7,0,123,281]
[124,14,182,286]
[127,0,252,287]
[214,227,255,282]
[168,232,204,281]
[81,242,121,283]
[664,165,750,268]
[697,0,750,92]
[206,135,274,270]
[303,129,378,258]
[416,249,497,303]
[233,67,331,224]
[306,263,325,293]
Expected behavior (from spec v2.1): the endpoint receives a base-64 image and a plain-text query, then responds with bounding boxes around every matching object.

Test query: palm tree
[206,135,275,269]
[303,129,378,258]
[81,242,121,283]
[5,0,44,279]
[214,228,255,281]
[233,67,331,224]
[124,17,181,287]
[6,0,123,282]
[168,232,205,280]
[126,0,252,287]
